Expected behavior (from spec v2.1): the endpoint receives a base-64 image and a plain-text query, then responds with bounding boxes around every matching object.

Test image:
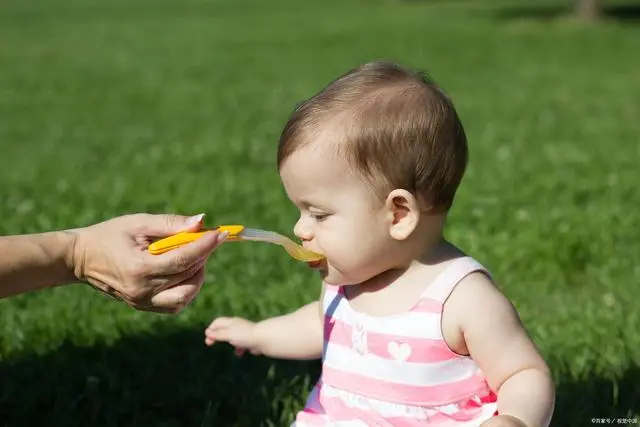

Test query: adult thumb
[142,213,206,237]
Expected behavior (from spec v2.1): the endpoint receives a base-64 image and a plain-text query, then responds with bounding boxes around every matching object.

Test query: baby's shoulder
[444,267,517,326]
[448,269,498,302]
[421,254,497,302]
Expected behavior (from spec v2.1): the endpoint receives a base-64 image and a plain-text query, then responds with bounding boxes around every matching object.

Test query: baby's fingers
[204,332,217,346]
[206,316,235,331]
[204,317,234,346]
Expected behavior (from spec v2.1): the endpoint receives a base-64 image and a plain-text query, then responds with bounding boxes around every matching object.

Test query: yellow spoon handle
[147,225,244,255]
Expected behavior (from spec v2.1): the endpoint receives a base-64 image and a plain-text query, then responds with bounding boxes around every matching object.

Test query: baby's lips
[307,258,327,269]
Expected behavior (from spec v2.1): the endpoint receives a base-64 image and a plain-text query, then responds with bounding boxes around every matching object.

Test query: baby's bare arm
[446,273,555,427]
[205,286,325,359]
[253,299,324,360]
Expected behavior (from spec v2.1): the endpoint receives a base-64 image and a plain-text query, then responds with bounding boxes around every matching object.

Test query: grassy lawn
[1,0,639,425]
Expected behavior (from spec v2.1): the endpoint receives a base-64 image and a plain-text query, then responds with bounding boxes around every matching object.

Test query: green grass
[1,0,639,425]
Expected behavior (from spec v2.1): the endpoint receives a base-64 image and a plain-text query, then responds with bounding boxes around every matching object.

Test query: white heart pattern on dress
[387,341,412,362]
[352,322,368,355]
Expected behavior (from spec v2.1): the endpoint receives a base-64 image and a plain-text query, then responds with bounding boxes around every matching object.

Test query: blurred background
[0,0,638,425]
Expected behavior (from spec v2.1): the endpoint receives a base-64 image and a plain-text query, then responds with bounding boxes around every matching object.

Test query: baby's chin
[311,261,368,286]
[321,268,360,287]
[323,265,394,287]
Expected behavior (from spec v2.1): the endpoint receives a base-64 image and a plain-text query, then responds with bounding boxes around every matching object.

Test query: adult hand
[71,213,227,313]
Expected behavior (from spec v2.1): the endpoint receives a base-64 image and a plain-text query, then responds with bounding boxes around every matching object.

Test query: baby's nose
[294,218,313,241]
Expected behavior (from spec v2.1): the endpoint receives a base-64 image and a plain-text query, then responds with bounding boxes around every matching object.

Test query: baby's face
[279,143,396,286]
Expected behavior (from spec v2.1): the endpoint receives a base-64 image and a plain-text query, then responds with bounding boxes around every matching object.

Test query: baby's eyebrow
[286,197,309,208]
[288,194,309,206]
[293,198,325,210]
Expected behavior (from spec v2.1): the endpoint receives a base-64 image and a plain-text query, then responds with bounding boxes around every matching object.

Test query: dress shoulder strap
[421,256,491,303]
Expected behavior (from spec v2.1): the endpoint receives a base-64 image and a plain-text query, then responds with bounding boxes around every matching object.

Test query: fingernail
[217,231,229,243]
[187,213,205,227]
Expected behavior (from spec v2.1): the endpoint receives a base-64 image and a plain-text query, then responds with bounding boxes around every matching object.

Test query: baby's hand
[204,317,260,356]
[480,415,528,427]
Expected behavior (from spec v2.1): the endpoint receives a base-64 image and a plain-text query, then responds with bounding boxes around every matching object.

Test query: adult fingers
[148,257,208,293]
[138,213,206,236]
[146,230,226,276]
[148,267,206,313]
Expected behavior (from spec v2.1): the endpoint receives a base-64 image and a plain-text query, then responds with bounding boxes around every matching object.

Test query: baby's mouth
[307,259,326,269]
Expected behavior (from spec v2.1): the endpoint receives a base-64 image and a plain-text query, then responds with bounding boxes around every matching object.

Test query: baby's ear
[384,189,420,240]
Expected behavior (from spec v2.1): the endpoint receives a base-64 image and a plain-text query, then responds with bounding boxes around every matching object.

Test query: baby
[205,61,555,427]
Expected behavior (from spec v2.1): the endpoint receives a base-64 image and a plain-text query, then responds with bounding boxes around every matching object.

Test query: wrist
[252,320,267,354]
[59,228,82,282]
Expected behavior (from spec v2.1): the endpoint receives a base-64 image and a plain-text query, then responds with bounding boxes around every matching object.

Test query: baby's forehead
[283,142,351,178]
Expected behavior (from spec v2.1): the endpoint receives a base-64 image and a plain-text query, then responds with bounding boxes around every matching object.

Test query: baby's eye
[310,212,329,222]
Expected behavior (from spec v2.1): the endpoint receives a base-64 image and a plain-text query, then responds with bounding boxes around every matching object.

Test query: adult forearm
[0,231,77,298]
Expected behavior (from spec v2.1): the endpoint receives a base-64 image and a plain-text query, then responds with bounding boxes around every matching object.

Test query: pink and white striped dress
[293,256,499,426]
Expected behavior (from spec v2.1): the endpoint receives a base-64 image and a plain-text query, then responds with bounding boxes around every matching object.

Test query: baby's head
[277,61,468,286]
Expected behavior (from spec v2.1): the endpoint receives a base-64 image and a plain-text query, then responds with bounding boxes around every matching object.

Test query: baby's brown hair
[277,61,468,212]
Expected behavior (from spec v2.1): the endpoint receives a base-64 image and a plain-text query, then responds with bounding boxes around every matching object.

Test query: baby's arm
[443,273,555,427]
[204,286,324,360]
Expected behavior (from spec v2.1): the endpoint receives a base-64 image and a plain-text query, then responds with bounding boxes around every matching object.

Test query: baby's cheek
[320,235,347,259]
[333,244,362,267]
[322,233,372,276]
[341,253,374,281]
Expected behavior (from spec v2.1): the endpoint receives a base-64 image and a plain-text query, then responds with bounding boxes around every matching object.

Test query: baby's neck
[357,237,459,294]
[344,239,462,316]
